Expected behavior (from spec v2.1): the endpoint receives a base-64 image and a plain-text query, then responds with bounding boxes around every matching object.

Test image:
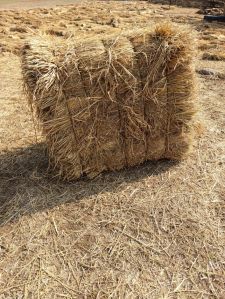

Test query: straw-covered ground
[0,1,225,298]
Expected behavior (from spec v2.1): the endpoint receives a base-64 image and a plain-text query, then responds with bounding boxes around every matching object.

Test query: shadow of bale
[0,143,177,226]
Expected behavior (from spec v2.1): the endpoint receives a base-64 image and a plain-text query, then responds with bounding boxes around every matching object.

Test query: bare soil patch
[0,0,81,10]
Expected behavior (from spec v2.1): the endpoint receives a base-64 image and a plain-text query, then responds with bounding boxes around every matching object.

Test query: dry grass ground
[0,1,225,298]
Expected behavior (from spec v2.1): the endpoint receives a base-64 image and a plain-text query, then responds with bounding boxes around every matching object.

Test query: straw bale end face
[21,23,197,180]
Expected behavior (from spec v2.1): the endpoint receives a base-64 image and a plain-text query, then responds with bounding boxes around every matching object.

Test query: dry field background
[0,1,225,298]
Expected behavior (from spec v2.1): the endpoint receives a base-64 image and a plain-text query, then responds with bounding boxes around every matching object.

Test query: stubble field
[0,1,225,298]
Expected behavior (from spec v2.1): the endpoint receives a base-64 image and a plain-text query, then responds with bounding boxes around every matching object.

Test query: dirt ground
[0,1,225,298]
[0,0,82,10]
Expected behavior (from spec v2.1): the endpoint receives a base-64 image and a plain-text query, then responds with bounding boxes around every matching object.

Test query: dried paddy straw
[21,23,197,180]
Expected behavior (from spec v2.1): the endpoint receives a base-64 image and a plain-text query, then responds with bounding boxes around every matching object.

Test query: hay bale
[21,24,197,180]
